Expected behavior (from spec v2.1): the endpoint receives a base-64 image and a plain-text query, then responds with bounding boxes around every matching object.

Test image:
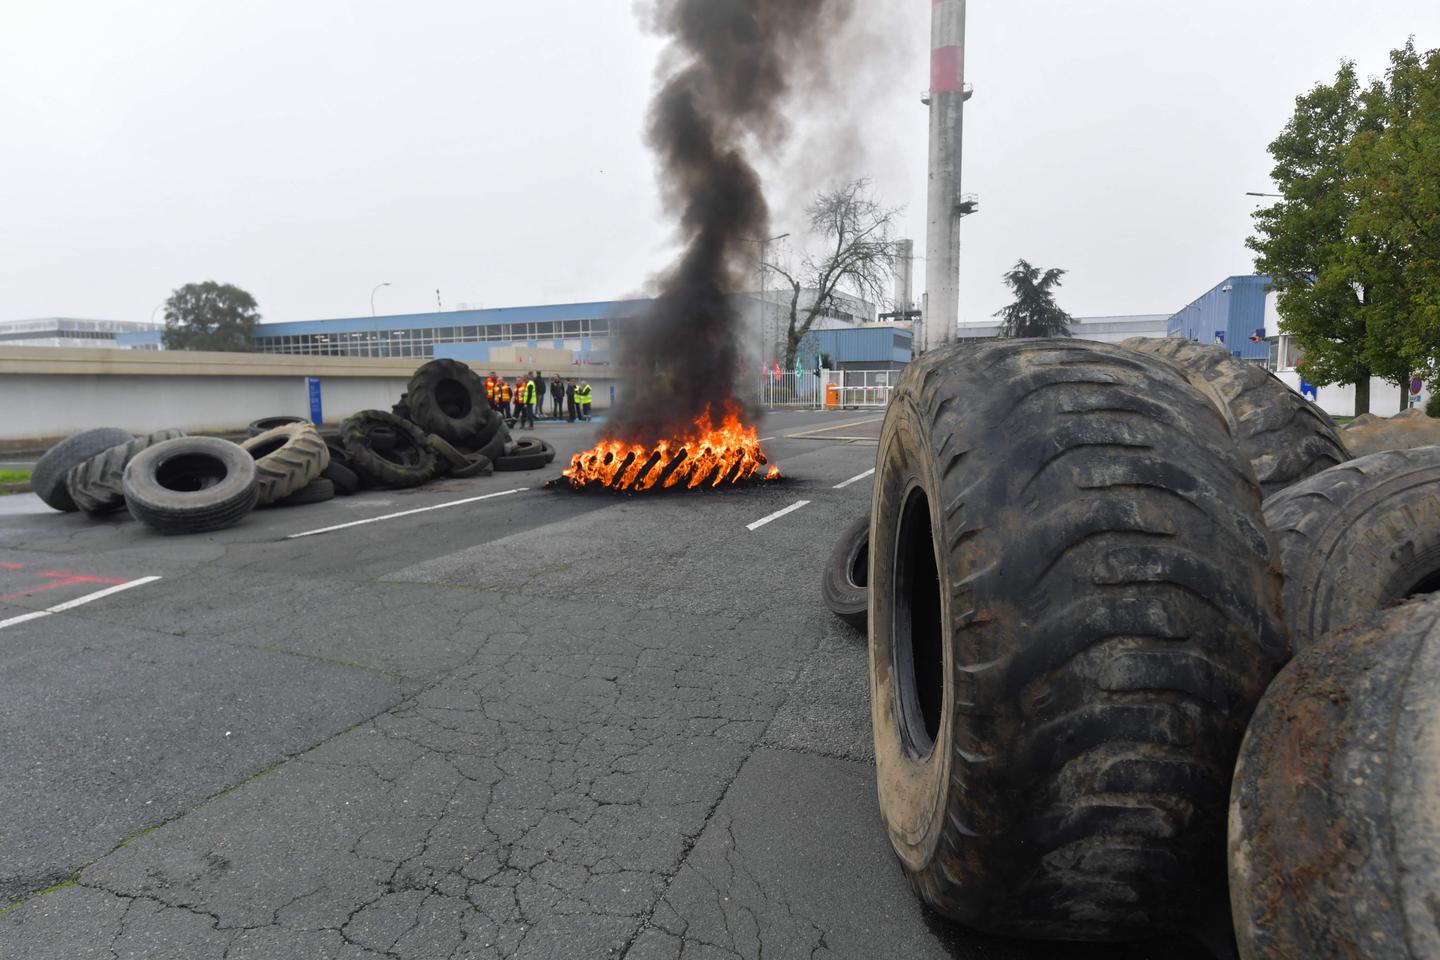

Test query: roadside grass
[0,468,31,489]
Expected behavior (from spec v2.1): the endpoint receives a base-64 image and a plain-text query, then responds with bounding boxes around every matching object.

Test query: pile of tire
[336,359,555,489]
[32,427,261,534]
[833,337,1440,954]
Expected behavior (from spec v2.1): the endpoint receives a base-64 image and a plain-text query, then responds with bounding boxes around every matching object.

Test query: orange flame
[561,406,780,492]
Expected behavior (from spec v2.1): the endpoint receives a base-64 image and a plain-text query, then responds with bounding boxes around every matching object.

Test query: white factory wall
[1,374,620,442]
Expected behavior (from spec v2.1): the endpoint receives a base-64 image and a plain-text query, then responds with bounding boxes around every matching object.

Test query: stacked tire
[852,335,1440,951]
[866,339,1289,942]
[337,359,554,486]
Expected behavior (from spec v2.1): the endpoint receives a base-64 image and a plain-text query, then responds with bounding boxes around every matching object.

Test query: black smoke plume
[609,0,854,443]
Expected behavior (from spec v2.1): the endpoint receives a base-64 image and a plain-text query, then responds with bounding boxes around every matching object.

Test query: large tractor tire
[241,423,330,506]
[1339,407,1440,457]
[407,359,492,447]
[1229,596,1440,960]
[340,411,437,489]
[65,429,186,514]
[1121,337,1348,497]
[123,437,259,535]
[1263,445,1440,652]
[32,428,133,511]
[821,513,870,631]
[870,339,1288,941]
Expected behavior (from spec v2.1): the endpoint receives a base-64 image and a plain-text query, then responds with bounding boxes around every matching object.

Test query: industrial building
[0,317,162,349]
[1166,275,1271,361]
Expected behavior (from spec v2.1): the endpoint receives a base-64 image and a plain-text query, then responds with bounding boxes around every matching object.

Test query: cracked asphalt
[0,411,1208,959]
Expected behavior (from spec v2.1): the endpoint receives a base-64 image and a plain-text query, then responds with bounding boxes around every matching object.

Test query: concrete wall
[0,346,621,444]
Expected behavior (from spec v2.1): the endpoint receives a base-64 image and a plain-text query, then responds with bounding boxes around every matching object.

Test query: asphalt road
[0,409,1209,959]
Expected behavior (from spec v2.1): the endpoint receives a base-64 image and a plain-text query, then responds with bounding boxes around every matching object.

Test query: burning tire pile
[30,359,553,535]
[829,337,1440,955]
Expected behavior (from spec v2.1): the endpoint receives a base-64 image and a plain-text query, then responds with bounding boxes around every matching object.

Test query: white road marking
[0,576,163,632]
[833,468,876,489]
[784,416,884,439]
[758,437,775,443]
[287,489,530,540]
[747,500,812,532]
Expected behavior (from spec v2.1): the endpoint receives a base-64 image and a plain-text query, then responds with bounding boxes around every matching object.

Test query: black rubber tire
[869,338,1287,941]
[820,514,870,631]
[321,461,360,496]
[494,437,548,472]
[1122,337,1350,497]
[65,429,186,514]
[324,440,370,490]
[241,423,331,506]
[123,437,259,534]
[1229,596,1440,960]
[32,428,133,511]
[470,408,504,450]
[407,359,492,446]
[246,416,310,438]
[1262,445,1440,652]
[451,455,494,480]
[539,439,556,464]
[1337,408,1440,457]
[270,477,336,507]
[340,411,437,489]
[392,393,412,422]
[429,435,471,474]
[475,424,510,464]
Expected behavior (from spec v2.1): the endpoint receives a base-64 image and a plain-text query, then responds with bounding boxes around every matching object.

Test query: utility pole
[924,0,967,352]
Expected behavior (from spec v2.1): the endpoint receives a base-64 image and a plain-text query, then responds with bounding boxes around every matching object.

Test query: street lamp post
[1246,192,1284,198]
[743,233,789,373]
[370,283,391,358]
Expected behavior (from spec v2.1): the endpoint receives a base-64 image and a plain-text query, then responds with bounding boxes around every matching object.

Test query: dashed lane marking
[747,500,812,532]
[0,576,163,632]
[833,469,876,490]
[287,489,530,540]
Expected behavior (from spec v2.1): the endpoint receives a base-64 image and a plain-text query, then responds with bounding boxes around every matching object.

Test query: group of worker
[484,371,593,429]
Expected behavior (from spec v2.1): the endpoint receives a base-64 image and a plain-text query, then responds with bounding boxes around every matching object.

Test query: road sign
[1413,377,1424,397]
[306,377,323,425]
[1299,379,1318,402]
[1213,330,1226,345]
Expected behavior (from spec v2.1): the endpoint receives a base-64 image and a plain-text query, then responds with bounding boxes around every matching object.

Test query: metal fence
[757,369,898,409]
[758,371,825,408]
[826,369,897,409]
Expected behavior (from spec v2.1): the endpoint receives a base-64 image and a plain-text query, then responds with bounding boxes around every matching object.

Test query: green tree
[1248,60,1410,414]
[1348,41,1440,397]
[161,281,260,352]
[993,259,1074,338]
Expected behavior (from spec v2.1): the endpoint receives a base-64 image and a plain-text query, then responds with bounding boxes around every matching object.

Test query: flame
[561,406,780,492]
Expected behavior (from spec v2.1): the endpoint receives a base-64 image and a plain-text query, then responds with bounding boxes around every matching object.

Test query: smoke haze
[611,0,856,444]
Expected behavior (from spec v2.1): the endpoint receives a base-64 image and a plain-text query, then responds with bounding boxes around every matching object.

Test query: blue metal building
[795,327,913,371]
[1166,276,1271,361]
[247,299,653,364]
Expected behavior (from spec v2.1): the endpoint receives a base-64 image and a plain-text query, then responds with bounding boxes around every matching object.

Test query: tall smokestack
[924,0,966,351]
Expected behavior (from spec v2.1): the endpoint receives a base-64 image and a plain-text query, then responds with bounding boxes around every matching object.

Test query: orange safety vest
[484,376,496,400]
[500,381,512,402]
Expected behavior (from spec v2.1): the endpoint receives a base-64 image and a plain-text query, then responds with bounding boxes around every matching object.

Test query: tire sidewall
[870,394,954,871]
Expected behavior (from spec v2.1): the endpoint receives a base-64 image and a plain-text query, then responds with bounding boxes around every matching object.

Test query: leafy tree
[1348,41,1440,398]
[1248,60,1409,414]
[993,259,1074,338]
[765,180,901,370]
[161,281,260,352]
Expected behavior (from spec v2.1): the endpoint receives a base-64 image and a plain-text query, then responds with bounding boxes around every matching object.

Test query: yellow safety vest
[577,385,592,404]
[523,381,536,404]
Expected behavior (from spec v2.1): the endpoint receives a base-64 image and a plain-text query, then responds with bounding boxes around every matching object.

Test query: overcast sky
[3,1,1439,328]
